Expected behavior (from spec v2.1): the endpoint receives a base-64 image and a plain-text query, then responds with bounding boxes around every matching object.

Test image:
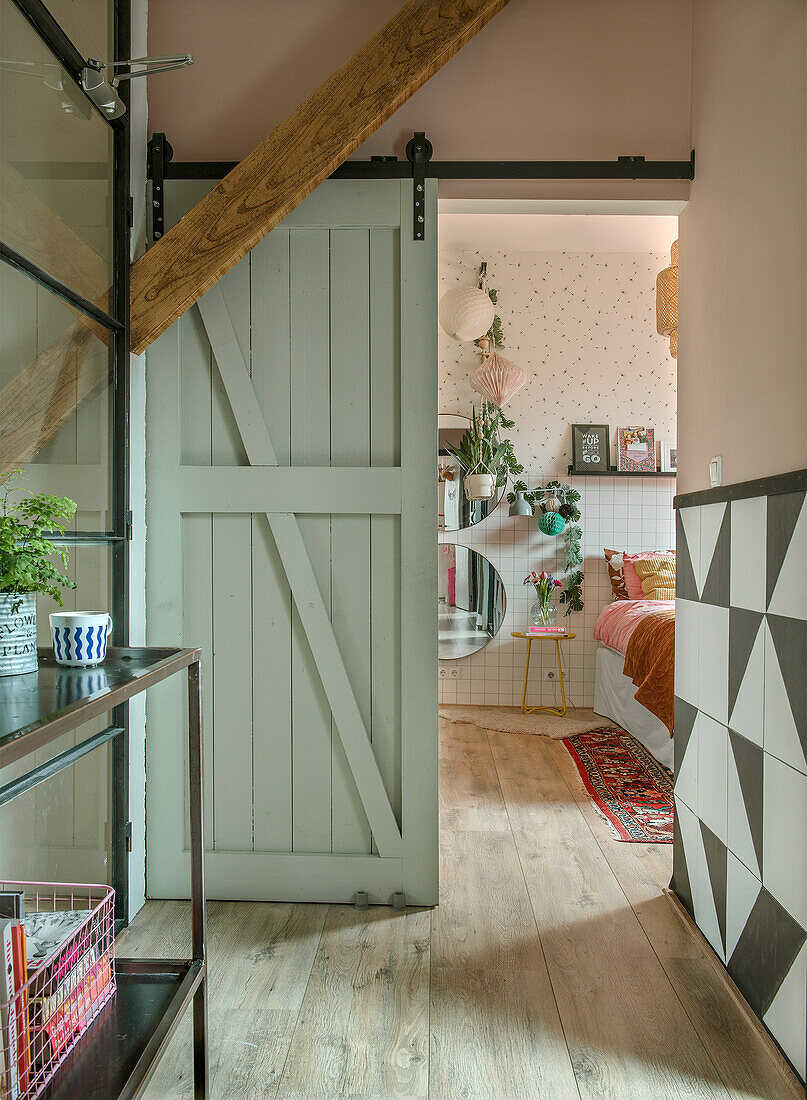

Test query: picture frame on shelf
[659,441,677,473]
[617,426,656,473]
[571,424,610,473]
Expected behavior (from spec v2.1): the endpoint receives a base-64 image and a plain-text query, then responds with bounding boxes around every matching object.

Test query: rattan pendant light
[656,239,678,358]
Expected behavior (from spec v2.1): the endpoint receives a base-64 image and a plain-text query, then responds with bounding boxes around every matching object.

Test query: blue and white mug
[49,611,113,667]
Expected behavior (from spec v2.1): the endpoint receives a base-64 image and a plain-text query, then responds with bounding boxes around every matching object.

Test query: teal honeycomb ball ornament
[538,510,565,536]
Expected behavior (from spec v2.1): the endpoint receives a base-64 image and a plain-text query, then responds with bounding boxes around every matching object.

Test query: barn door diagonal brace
[194,285,403,858]
[405,131,432,241]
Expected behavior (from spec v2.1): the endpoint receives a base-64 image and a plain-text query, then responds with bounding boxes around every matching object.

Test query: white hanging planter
[465,471,496,501]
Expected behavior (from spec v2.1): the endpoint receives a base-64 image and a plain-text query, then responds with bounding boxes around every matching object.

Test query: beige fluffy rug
[438,704,611,739]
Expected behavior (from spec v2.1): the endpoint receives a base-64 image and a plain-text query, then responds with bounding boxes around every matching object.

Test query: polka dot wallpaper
[438,249,677,708]
[439,250,677,471]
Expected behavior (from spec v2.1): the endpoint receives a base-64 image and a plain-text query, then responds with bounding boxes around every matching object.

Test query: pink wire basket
[0,880,116,1099]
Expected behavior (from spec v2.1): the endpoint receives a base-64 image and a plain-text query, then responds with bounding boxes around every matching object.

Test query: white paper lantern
[438,286,495,342]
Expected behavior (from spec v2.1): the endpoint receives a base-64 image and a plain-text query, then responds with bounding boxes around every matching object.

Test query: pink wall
[677,0,807,492]
[147,0,692,198]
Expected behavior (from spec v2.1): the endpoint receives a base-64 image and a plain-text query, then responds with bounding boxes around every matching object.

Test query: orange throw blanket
[623,607,675,735]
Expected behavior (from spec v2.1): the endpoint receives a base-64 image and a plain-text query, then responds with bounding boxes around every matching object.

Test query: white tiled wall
[437,247,677,708]
[438,474,676,707]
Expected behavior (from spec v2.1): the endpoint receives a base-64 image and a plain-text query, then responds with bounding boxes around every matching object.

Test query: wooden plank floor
[118,718,799,1099]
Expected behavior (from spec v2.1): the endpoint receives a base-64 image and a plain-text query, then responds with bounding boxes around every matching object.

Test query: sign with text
[572,424,610,473]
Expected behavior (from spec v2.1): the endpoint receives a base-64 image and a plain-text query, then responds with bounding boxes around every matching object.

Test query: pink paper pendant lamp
[471,351,528,408]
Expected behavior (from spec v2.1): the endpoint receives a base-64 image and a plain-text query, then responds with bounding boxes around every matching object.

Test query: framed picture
[571,424,610,472]
[617,426,656,473]
[660,441,677,473]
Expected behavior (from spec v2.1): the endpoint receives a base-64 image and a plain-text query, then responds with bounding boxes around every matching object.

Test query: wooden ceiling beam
[0,167,115,477]
[1,163,110,304]
[129,0,511,354]
[0,323,109,478]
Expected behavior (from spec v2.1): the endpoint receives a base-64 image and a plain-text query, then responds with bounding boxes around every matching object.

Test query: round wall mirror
[438,412,506,532]
[438,544,506,660]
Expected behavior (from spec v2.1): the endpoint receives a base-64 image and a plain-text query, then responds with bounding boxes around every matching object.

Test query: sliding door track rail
[146,132,693,243]
[147,138,694,183]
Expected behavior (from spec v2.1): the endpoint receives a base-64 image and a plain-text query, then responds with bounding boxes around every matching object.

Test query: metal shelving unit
[0,648,208,1099]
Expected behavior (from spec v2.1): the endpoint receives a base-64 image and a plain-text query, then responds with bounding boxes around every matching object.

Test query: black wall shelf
[567,468,676,478]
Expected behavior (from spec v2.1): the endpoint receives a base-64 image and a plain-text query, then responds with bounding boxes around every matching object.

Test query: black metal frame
[0,242,124,329]
[0,648,208,1099]
[2,0,133,920]
[147,130,693,244]
[148,143,695,182]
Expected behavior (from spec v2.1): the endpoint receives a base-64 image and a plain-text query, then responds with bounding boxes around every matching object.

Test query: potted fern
[0,472,77,676]
[446,400,523,501]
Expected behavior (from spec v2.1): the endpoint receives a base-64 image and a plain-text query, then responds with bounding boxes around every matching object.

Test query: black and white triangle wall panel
[673,697,698,811]
[728,607,764,747]
[675,509,699,603]
[700,820,728,958]
[678,501,731,605]
[696,712,728,844]
[700,503,731,607]
[730,496,767,612]
[674,598,700,709]
[673,696,698,777]
[762,755,807,937]
[764,614,807,775]
[766,490,806,619]
[727,729,763,878]
[763,940,807,1081]
[725,850,761,963]
[673,473,807,1082]
[698,603,729,724]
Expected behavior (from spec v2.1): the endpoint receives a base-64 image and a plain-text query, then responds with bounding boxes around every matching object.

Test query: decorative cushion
[603,549,629,601]
[623,551,675,600]
[633,555,676,600]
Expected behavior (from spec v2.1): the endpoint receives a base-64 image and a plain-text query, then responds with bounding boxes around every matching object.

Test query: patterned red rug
[563,727,674,842]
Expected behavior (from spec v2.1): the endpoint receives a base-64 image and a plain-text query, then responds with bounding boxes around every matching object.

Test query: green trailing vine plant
[0,471,77,611]
[453,263,583,612]
[446,400,523,488]
[506,479,584,614]
[474,285,504,352]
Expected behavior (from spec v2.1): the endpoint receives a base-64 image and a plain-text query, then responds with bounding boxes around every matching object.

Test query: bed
[593,599,675,771]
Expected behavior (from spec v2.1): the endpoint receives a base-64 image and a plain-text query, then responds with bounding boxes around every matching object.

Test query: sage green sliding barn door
[145,179,438,904]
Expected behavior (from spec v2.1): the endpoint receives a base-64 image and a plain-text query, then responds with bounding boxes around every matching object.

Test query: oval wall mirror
[438,412,506,532]
[438,544,506,660]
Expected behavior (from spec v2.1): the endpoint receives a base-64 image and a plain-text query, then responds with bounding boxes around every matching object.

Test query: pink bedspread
[594,599,676,656]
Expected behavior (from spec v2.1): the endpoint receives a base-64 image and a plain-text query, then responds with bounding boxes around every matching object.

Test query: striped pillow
[633,555,676,600]
[623,551,674,599]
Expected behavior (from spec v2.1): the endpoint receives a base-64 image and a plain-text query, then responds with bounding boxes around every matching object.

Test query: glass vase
[530,600,557,628]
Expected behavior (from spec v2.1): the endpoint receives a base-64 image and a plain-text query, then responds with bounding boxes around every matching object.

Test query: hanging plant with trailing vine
[474,285,504,352]
[446,400,523,487]
[506,479,584,614]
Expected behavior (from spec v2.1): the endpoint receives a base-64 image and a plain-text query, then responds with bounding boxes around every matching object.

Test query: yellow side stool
[511,631,576,717]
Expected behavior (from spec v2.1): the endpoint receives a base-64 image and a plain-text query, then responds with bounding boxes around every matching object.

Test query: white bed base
[593,643,674,771]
